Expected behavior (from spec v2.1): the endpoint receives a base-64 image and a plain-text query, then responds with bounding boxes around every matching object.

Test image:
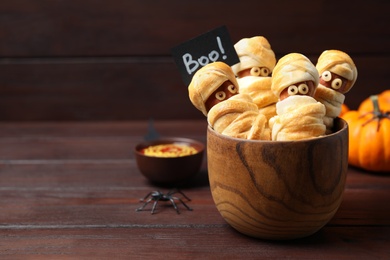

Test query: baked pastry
[208,94,270,140]
[231,36,276,77]
[269,95,326,141]
[231,36,278,120]
[270,53,326,141]
[315,50,358,133]
[236,76,278,120]
[316,50,357,94]
[188,62,239,116]
[188,61,270,140]
[271,53,319,98]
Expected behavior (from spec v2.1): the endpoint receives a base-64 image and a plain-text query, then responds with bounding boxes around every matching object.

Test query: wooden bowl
[135,137,205,185]
[207,118,348,240]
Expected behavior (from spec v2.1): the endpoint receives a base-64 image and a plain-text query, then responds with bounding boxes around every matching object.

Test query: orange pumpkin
[358,90,390,113]
[341,90,390,172]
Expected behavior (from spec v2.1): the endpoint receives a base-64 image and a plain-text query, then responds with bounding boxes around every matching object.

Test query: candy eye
[250,67,261,76]
[259,67,270,76]
[287,85,298,96]
[215,91,226,101]
[298,84,309,94]
[321,71,332,82]
[331,78,343,89]
[227,84,237,94]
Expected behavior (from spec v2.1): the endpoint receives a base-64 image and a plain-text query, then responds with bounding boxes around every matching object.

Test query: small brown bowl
[135,137,205,185]
[207,118,348,240]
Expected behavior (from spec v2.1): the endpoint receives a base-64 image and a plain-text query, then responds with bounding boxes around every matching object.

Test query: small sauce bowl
[135,137,205,185]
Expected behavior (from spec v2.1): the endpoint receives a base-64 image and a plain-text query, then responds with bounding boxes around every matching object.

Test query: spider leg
[169,198,181,214]
[168,189,191,201]
[135,197,153,212]
[177,190,191,201]
[150,199,160,215]
[172,196,193,211]
[139,191,153,201]
[167,189,177,196]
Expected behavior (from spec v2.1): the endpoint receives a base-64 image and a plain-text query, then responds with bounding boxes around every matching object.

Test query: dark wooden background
[1,0,389,121]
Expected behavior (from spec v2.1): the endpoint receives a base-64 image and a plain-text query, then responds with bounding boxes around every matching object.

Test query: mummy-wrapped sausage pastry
[231,36,278,120]
[269,53,326,141]
[188,62,270,140]
[315,50,358,133]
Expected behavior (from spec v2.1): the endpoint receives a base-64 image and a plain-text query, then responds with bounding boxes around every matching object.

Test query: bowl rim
[207,117,348,144]
[134,137,205,158]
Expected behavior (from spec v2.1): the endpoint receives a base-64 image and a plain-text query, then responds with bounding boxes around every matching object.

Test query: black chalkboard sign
[171,26,239,86]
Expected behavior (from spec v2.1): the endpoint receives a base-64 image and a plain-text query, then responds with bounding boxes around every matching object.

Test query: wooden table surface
[0,120,389,259]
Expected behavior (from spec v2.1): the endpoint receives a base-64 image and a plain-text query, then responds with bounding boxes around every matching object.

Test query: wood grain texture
[207,119,349,239]
[0,120,389,258]
[0,1,389,120]
[1,227,389,259]
[1,1,389,56]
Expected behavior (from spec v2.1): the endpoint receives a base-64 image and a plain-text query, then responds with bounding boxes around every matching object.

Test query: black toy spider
[135,189,192,214]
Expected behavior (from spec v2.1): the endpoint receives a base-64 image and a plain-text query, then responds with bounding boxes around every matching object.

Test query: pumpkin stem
[360,95,390,131]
